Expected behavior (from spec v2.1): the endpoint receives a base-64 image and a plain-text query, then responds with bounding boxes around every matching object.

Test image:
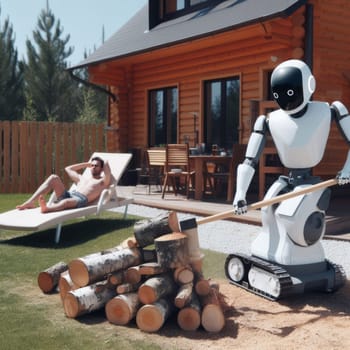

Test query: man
[17,156,111,213]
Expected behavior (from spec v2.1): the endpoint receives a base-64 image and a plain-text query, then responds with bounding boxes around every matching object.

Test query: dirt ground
[35,277,350,350]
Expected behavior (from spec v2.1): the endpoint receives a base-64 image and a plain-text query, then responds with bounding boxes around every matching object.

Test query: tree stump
[133,211,179,247]
[136,298,174,332]
[177,293,201,331]
[154,232,189,269]
[68,247,142,287]
[63,281,116,318]
[106,293,141,325]
[138,274,177,304]
[37,261,68,293]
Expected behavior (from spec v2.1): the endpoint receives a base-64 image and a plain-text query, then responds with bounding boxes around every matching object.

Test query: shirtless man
[16,156,111,213]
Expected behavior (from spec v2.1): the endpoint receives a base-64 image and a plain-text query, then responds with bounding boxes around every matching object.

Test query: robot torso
[268,101,331,169]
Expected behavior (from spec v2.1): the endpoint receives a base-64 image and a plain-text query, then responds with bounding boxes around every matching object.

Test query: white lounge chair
[0,152,134,243]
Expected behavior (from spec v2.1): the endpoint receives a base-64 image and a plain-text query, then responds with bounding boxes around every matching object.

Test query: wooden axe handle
[197,178,337,225]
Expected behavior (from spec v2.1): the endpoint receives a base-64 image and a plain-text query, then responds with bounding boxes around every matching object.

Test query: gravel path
[114,203,350,277]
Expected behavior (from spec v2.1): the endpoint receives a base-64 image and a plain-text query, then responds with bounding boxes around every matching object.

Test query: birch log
[136,298,174,332]
[105,293,141,325]
[63,281,116,318]
[37,261,68,293]
[174,283,193,308]
[68,248,142,287]
[133,211,179,247]
[58,270,78,302]
[138,274,177,304]
[177,293,201,331]
[173,266,194,284]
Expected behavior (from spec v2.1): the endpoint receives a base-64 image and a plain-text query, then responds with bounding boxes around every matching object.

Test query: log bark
[177,293,201,331]
[105,293,141,325]
[133,211,179,247]
[58,270,78,302]
[200,286,225,333]
[63,281,116,318]
[107,270,125,286]
[37,261,68,293]
[173,266,194,284]
[136,298,174,332]
[174,283,193,309]
[68,247,142,287]
[155,232,189,269]
[138,274,177,305]
[141,249,157,263]
[139,262,168,276]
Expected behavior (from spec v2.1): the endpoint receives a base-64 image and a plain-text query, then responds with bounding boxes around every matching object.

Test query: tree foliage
[0,8,24,120]
[23,3,78,121]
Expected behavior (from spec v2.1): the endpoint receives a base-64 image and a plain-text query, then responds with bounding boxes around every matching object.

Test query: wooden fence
[0,121,106,193]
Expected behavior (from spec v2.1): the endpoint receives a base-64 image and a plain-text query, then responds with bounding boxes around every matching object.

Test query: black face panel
[271,67,304,111]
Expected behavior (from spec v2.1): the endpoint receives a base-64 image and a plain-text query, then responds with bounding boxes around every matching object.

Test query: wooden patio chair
[161,143,195,199]
[138,148,166,194]
[204,144,246,200]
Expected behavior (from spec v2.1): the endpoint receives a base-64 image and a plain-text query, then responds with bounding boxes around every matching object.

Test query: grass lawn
[0,194,226,350]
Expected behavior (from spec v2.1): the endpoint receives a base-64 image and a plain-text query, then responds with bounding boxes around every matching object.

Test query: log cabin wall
[89,1,350,177]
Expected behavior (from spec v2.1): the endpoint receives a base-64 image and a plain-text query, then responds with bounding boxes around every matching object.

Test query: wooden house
[68,0,350,191]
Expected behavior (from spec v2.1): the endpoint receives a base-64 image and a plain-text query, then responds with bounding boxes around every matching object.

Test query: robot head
[270,59,316,115]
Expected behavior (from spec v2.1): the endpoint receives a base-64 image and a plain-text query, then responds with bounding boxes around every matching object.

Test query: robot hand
[233,195,248,215]
[336,170,350,185]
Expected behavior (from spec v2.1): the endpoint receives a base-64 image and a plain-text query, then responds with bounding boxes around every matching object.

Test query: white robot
[225,59,350,300]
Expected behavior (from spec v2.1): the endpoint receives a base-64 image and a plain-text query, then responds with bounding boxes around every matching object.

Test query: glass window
[204,76,240,150]
[149,87,178,147]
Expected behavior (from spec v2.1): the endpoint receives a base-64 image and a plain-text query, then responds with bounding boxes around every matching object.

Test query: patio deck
[118,185,350,241]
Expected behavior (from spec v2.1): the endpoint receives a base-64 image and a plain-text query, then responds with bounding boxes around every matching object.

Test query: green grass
[0,194,226,350]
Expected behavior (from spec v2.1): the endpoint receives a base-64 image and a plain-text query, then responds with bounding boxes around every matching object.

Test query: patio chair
[161,143,195,199]
[0,152,133,244]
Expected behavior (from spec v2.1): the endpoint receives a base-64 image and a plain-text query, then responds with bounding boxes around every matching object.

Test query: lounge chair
[0,152,133,243]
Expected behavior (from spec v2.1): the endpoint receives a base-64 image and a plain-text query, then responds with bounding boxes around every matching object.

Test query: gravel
[114,203,350,277]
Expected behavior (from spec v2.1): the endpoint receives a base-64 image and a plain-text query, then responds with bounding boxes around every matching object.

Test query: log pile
[37,211,226,333]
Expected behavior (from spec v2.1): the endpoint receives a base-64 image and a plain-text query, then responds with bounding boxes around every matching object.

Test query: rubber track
[225,253,293,301]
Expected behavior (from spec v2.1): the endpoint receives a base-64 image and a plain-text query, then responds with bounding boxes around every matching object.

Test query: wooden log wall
[0,121,106,193]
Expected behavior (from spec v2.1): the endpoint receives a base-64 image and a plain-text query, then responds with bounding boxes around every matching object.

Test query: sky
[0,0,147,67]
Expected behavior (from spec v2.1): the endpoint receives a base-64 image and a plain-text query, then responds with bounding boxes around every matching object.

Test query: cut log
[194,273,210,296]
[63,281,116,318]
[179,218,202,261]
[177,293,201,331]
[141,249,157,263]
[139,262,168,276]
[107,270,125,286]
[136,298,174,332]
[105,293,141,325]
[173,266,194,284]
[58,270,78,302]
[138,274,177,305]
[116,282,141,294]
[154,232,189,269]
[133,211,179,247]
[124,266,141,284]
[37,261,68,293]
[68,247,142,287]
[200,286,225,333]
[174,283,193,309]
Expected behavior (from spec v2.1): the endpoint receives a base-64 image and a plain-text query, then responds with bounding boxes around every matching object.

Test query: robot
[225,59,350,300]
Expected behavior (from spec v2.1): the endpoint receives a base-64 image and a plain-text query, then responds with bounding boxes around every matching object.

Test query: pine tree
[0,8,24,120]
[23,2,78,121]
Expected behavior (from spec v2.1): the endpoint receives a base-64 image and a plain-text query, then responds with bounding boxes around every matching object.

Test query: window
[149,0,224,29]
[148,87,178,147]
[204,76,240,150]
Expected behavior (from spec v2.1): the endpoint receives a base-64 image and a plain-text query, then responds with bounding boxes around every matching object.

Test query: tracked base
[225,253,346,301]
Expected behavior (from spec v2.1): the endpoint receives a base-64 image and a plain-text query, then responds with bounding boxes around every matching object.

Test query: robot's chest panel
[268,102,331,168]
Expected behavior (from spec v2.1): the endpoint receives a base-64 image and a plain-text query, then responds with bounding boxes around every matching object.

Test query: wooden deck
[118,185,350,241]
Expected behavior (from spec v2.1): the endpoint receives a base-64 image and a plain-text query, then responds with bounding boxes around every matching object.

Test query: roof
[69,0,306,70]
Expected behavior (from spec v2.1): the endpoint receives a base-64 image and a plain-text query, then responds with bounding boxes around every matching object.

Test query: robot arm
[233,115,267,213]
[331,101,350,185]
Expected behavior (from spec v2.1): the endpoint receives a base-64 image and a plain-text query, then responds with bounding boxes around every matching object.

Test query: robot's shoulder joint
[253,115,268,134]
[331,101,349,120]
